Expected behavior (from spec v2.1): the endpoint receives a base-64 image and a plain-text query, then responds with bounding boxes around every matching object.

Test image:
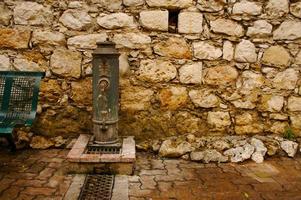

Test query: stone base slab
[66,134,135,175]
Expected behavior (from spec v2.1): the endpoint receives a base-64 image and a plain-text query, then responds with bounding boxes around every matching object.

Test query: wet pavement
[0,149,301,200]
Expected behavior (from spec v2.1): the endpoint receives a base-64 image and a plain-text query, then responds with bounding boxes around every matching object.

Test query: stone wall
[0,0,301,141]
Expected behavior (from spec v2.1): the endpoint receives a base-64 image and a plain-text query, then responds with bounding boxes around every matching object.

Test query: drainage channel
[78,174,114,200]
[85,145,121,154]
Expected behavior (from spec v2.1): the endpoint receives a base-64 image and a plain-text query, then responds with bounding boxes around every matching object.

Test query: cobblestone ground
[130,153,301,200]
[0,149,301,200]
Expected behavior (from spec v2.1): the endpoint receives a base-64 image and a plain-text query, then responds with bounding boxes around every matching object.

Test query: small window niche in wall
[168,10,180,33]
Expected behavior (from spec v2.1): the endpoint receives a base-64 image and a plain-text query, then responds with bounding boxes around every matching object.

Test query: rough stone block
[159,86,188,110]
[139,10,168,31]
[97,13,136,29]
[154,37,191,59]
[0,28,30,49]
[14,2,53,25]
[0,55,11,71]
[178,12,203,34]
[179,62,202,84]
[262,46,291,67]
[50,48,82,78]
[138,59,177,83]
[210,19,244,37]
[59,9,92,30]
[146,0,192,9]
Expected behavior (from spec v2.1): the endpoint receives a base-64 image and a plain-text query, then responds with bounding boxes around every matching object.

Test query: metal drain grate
[78,174,114,200]
[86,145,121,154]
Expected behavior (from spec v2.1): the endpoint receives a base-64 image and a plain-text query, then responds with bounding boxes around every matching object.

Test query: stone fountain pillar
[66,42,135,175]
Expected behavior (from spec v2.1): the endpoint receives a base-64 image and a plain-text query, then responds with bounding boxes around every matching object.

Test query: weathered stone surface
[14,2,52,25]
[179,62,202,84]
[138,60,177,83]
[71,78,92,105]
[210,19,244,37]
[34,105,91,137]
[68,1,84,8]
[208,140,231,151]
[290,2,301,18]
[263,139,280,156]
[92,0,122,10]
[207,111,231,131]
[50,48,82,78]
[185,134,195,143]
[273,21,301,40]
[190,150,228,163]
[0,55,11,71]
[193,41,222,60]
[288,96,301,112]
[121,86,153,111]
[0,28,30,49]
[154,37,191,59]
[280,140,298,157]
[238,71,265,93]
[234,40,257,63]
[290,114,301,134]
[246,20,272,37]
[235,112,263,135]
[265,0,289,18]
[203,65,238,86]
[189,89,220,108]
[159,138,193,157]
[159,86,188,110]
[250,138,267,163]
[270,121,288,134]
[139,10,168,31]
[151,140,161,152]
[40,79,63,103]
[223,41,234,61]
[0,3,12,25]
[97,13,136,29]
[197,0,225,12]
[262,46,290,67]
[13,58,44,72]
[251,152,264,163]
[295,51,301,65]
[270,113,288,121]
[30,136,54,149]
[232,99,256,110]
[178,12,203,34]
[59,9,92,31]
[272,68,299,90]
[67,34,108,49]
[16,130,32,149]
[123,0,144,6]
[52,136,67,148]
[32,30,66,48]
[235,124,263,135]
[259,95,284,112]
[232,1,262,15]
[119,53,130,76]
[174,112,201,135]
[224,143,255,162]
[113,33,151,49]
[146,0,192,9]
[235,112,253,126]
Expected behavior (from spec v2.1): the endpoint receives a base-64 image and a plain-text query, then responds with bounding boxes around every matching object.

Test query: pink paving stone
[12,179,46,187]
[37,168,56,180]
[22,187,56,196]
[0,186,20,199]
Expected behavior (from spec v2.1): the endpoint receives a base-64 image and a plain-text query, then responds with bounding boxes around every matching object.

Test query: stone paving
[0,148,301,200]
